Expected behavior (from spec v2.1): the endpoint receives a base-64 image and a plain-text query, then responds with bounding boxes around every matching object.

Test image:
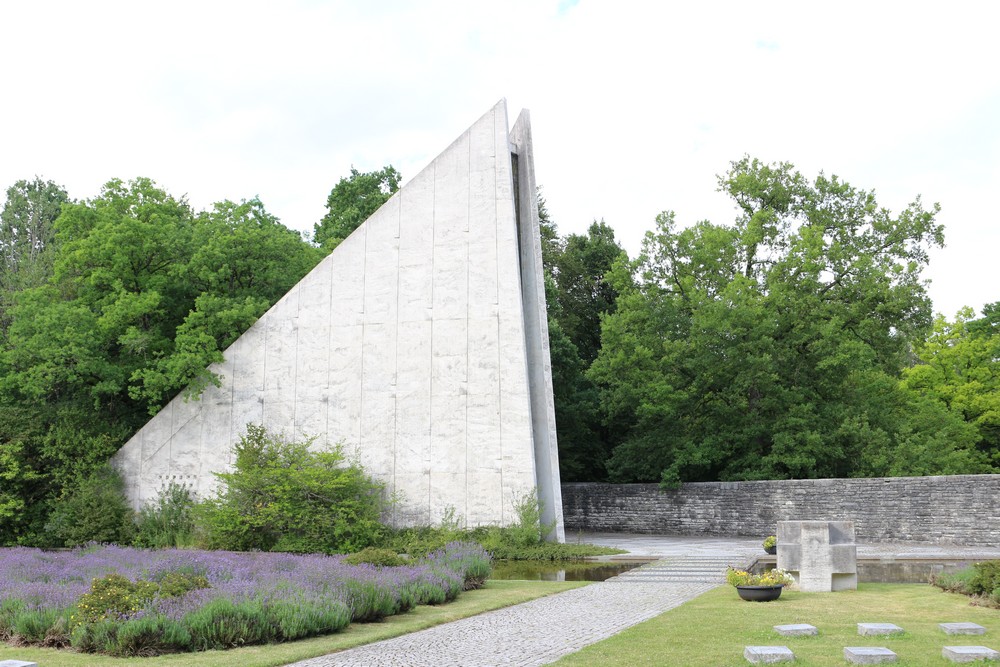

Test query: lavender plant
[0,541,491,656]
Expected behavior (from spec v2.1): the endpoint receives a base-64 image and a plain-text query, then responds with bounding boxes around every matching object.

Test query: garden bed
[0,541,489,657]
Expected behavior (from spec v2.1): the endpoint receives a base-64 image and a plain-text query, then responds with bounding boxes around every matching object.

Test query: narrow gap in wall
[511,151,522,269]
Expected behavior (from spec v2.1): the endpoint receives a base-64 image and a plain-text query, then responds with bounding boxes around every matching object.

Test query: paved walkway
[286,534,1000,666]
[287,535,760,667]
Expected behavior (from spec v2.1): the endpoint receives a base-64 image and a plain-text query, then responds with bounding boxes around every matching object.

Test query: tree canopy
[0,177,320,544]
[587,157,989,485]
[313,165,401,250]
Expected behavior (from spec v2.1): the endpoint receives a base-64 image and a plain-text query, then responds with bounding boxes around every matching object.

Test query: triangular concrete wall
[112,100,564,536]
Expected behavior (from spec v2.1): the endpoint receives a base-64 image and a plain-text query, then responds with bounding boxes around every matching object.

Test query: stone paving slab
[0,661,39,667]
[941,623,988,635]
[858,622,904,636]
[287,579,716,667]
[774,623,818,636]
[844,647,898,664]
[943,645,1000,662]
[744,645,794,664]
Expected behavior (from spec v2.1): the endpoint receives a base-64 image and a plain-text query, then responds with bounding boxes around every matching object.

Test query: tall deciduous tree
[314,166,401,250]
[902,306,1000,466]
[539,200,625,481]
[0,178,70,331]
[0,179,320,545]
[590,157,978,485]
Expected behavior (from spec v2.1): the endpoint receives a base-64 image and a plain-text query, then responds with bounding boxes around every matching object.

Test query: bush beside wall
[561,475,1000,545]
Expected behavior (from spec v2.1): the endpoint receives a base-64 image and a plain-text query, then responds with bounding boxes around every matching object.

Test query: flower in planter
[762,535,777,551]
[726,566,794,588]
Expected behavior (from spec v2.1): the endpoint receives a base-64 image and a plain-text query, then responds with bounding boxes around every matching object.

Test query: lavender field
[0,541,490,657]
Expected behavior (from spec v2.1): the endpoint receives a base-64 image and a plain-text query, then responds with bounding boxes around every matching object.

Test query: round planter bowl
[736,585,783,602]
[764,545,777,555]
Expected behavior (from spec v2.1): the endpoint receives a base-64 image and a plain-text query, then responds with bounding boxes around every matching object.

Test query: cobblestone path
[286,543,759,667]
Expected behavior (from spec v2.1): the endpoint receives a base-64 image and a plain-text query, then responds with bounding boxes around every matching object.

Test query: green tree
[198,424,388,553]
[550,221,626,365]
[314,165,401,250]
[44,464,136,547]
[0,178,70,331]
[130,198,321,407]
[590,157,957,485]
[902,307,1000,465]
[0,180,320,545]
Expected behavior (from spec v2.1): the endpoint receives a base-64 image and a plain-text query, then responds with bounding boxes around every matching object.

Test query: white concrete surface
[112,101,562,534]
[779,520,858,592]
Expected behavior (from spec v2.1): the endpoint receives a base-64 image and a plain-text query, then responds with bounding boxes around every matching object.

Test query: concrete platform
[859,622,904,636]
[774,623,818,636]
[744,646,794,664]
[845,647,898,664]
[942,623,987,635]
[943,646,1000,662]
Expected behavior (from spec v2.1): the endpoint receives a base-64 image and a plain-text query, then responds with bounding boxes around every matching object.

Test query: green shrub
[70,618,119,653]
[44,465,136,547]
[134,482,196,548]
[113,615,192,656]
[344,547,407,567]
[0,598,25,640]
[184,598,273,649]
[970,560,1000,596]
[74,573,159,625]
[932,566,978,595]
[11,608,66,644]
[268,599,351,640]
[155,571,210,598]
[197,424,389,553]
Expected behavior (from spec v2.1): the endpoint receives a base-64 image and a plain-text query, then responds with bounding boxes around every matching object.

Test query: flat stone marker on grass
[941,623,988,635]
[774,623,818,636]
[844,647,898,664]
[858,622,904,636]
[942,646,1000,663]
[0,661,39,667]
[744,645,795,664]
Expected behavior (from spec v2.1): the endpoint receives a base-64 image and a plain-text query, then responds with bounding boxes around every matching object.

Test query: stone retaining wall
[561,475,1000,545]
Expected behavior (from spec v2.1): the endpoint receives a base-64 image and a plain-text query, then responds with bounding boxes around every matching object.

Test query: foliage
[538,203,624,482]
[762,535,776,549]
[43,465,135,547]
[589,156,965,485]
[383,493,624,561]
[0,542,487,657]
[0,177,70,331]
[725,566,793,587]
[314,165,401,250]
[0,178,319,546]
[73,574,160,624]
[903,306,1000,467]
[934,560,1000,607]
[344,548,407,567]
[134,482,197,548]
[198,424,388,553]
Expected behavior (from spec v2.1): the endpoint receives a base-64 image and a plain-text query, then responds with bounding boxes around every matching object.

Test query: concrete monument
[111,100,565,540]
[777,520,858,592]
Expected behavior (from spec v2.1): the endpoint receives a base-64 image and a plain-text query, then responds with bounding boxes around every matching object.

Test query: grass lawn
[0,579,587,667]
[554,584,1000,666]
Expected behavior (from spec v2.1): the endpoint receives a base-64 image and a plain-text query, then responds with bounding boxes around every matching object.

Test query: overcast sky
[2,1,997,317]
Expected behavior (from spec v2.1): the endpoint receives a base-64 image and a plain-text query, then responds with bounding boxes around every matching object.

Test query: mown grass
[0,579,587,667]
[554,584,1000,666]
